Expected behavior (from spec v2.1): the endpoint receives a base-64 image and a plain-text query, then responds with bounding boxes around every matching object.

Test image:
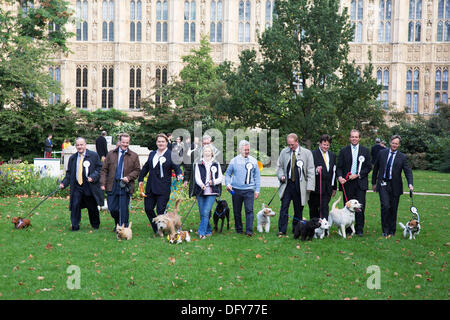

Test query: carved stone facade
[13,1,450,114]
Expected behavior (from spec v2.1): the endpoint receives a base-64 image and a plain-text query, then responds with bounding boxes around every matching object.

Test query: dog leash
[23,186,60,218]
[164,179,183,214]
[267,184,282,206]
[319,167,323,219]
[178,200,197,232]
[409,190,420,222]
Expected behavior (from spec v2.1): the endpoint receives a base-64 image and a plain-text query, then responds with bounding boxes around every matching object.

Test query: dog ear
[346,201,351,208]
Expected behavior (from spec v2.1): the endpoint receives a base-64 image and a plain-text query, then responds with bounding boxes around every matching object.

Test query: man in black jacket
[372,135,413,238]
[336,129,372,236]
[308,134,337,221]
[60,137,104,231]
[96,131,108,161]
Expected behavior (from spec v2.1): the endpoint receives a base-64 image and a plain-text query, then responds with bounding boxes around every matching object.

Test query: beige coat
[276,146,315,206]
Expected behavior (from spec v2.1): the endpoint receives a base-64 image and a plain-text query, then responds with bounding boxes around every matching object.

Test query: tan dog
[153,199,182,238]
[12,217,31,229]
[169,230,191,244]
[116,222,133,240]
[328,196,362,238]
[399,220,420,240]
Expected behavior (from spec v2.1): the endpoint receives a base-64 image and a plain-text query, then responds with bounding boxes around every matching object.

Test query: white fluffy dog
[314,218,330,239]
[328,196,362,238]
[256,203,276,233]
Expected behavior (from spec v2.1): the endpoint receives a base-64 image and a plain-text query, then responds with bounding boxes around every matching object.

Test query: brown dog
[12,217,31,229]
[152,199,182,238]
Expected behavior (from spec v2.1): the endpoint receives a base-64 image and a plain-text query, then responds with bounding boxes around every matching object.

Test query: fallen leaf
[37,276,44,280]
[45,243,53,251]
[256,254,262,259]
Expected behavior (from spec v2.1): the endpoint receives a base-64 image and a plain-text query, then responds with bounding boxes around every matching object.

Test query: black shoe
[246,233,253,237]
[277,232,287,236]
[356,232,363,237]
[71,225,80,231]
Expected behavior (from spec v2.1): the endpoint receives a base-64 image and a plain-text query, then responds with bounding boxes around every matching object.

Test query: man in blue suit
[138,133,183,234]
[60,137,104,231]
[372,135,413,238]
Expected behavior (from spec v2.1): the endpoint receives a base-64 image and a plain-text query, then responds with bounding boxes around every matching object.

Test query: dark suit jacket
[371,144,385,165]
[138,149,182,195]
[95,136,108,159]
[336,145,372,191]
[62,149,104,210]
[311,148,337,196]
[44,138,53,153]
[372,149,413,197]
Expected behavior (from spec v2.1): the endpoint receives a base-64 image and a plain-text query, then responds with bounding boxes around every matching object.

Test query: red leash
[340,172,352,203]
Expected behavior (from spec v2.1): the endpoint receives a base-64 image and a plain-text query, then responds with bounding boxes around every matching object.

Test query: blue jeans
[197,195,216,236]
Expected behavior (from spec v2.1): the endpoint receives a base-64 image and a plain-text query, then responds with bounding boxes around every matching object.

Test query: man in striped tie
[336,129,372,237]
[60,137,104,231]
[372,135,413,238]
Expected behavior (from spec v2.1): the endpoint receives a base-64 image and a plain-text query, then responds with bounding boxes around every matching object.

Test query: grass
[0,184,448,300]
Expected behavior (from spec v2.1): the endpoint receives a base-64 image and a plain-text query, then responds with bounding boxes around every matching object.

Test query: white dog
[328,196,362,238]
[97,199,108,211]
[399,220,420,240]
[314,218,330,239]
[256,203,276,233]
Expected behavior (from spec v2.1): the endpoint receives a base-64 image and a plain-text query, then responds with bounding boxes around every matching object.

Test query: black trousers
[279,180,303,234]
[144,191,170,233]
[378,181,400,235]
[71,183,100,229]
[107,181,131,227]
[308,192,331,220]
[341,179,366,234]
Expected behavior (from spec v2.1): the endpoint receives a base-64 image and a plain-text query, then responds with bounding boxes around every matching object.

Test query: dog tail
[399,222,406,230]
[331,195,341,212]
[173,199,182,214]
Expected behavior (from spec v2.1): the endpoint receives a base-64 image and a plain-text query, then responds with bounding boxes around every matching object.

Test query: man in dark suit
[372,135,413,238]
[96,131,108,161]
[44,134,53,158]
[308,134,337,221]
[138,133,183,234]
[371,138,385,165]
[60,137,104,231]
[336,129,372,236]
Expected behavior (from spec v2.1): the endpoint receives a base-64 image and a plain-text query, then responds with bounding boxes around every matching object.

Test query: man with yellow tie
[60,137,104,231]
[308,134,337,221]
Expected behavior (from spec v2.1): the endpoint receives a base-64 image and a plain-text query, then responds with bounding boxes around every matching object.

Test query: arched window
[76,66,88,109]
[103,1,114,41]
[351,0,364,43]
[156,2,168,42]
[408,0,422,42]
[76,0,88,41]
[131,0,142,41]
[184,1,196,42]
[238,1,251,42]
[435,68,449,112]
[406,69,420,113]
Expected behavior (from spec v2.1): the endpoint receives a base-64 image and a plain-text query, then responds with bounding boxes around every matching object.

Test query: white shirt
[153,148,168,168]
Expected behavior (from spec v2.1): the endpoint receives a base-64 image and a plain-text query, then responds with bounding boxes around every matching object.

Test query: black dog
[213,199,230,232]
[293,218,321,241]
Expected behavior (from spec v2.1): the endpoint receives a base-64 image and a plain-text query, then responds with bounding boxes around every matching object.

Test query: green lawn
[0,185,448,300]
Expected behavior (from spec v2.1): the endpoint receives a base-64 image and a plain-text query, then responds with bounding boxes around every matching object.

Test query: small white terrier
[314,218,330,239]
[256,203,276,233]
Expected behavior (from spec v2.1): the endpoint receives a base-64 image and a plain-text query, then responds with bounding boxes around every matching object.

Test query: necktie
[351,146,357,174]
[115,150,125,180]
[291,151,296,182]
[384,151,394,180]
[322,151,328,171]
[77,154,83,185]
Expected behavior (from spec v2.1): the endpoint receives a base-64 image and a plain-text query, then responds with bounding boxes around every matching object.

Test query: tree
[218,0,384,148]
[0,0,73,108]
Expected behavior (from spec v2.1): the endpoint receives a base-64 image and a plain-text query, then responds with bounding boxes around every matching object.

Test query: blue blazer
[138,149,182,195]
[61,149,104,210]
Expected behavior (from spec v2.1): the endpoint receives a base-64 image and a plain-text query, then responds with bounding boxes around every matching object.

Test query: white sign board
[34,158,61,178]
[106,136,113,145]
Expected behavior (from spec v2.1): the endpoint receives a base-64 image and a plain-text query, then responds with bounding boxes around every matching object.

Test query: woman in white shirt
[194,145,223,239]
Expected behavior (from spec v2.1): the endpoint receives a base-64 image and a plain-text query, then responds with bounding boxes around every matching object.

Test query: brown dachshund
[12,217,31,229]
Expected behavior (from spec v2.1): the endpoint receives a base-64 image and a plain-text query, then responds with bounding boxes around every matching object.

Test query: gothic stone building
[20,1,450,114]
